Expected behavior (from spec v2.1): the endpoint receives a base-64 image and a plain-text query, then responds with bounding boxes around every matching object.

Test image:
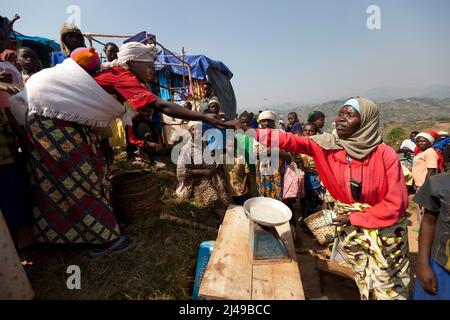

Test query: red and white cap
[416,132,435,144]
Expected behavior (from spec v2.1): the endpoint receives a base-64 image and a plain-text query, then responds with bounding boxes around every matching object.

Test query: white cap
[258,111,277,122]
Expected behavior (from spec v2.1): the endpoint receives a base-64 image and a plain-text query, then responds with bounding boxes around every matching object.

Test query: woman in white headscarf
[20,42,226,255]
[254,111,290,200]
[175,121,229,222]
[228,98,410,300]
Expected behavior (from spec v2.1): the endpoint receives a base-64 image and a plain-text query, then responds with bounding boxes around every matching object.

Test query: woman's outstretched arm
[255,129,316,157]
[153,97,227,129]
[226,120,316,156]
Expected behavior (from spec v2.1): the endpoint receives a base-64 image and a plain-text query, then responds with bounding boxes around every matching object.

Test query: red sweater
[256,129,409,229]
[127,123,163,148]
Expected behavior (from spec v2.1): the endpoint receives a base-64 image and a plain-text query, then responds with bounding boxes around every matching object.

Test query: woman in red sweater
[229,98,410,300]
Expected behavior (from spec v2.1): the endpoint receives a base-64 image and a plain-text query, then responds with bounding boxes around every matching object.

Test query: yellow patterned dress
[333,201,410,300]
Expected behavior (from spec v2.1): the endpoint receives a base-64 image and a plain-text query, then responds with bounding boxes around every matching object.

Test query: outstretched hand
[224,120,250,131]
[203,113,232,129]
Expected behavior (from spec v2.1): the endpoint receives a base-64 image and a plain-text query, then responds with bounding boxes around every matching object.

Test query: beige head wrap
[59,23,84,56]
[207,98,220,108]
[258,111,277,122]
[310,98,382,160]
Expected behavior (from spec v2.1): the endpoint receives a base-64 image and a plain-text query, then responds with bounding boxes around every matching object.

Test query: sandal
[89,236,136,258]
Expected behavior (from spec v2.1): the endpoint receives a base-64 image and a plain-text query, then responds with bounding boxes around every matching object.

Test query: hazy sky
[4,0,450,110]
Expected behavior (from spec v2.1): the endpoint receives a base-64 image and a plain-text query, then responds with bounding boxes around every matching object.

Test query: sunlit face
[288,113,298,126]
[17,48,42,74]
[208,103,220,115]
[239,116,251,127]
[415,136,432,151]
[63,32,85,53]
[303,124,317,137]
[105,45,119,62]
[128,60,154,83]
[313,117,325,129]
[335,106,361,139]
[260,119,275,129]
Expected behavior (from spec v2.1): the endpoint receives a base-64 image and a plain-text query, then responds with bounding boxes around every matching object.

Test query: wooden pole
[159,213,218,233]
[181,47,186,90]
[82,32,194,101]
[83,33,133,38]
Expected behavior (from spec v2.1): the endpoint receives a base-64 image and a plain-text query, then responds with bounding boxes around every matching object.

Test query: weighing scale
[243,198,294,264]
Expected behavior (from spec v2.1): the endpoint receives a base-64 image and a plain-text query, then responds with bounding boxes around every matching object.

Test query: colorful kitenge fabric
[338,216,410,300]
[176,138,230,219]
[256,168,283,200]
[255,144,284,200]
[26,114,121,244]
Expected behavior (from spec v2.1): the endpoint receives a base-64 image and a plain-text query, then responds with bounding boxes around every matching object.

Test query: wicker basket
[112,170,154,195]
[304,210,336,245]
[111,170,158,223]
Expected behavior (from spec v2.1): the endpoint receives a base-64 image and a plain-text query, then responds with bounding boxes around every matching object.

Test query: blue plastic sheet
[156,49,233,80]
[12,32,60,51]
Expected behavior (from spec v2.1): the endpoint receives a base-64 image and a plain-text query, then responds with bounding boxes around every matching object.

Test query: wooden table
[199,205,305,300]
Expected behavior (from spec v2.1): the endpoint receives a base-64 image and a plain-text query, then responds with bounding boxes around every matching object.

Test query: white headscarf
[109,42,157,69]
[258,111,277,122]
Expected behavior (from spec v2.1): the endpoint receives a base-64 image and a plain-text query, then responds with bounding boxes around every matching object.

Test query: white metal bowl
[243,197,292,227]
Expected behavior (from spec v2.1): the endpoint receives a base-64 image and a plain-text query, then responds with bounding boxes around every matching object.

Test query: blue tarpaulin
[156,49,233,80]
[12,32,60,51]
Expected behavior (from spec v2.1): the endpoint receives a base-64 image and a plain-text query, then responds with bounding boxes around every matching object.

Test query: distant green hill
[272,97,450,148]
[276,97,450,132]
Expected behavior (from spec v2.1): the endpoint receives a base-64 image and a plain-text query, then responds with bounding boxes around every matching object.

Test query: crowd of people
[0,15,449,301]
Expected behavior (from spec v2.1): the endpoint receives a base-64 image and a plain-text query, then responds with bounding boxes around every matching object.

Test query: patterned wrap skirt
[26,114,121,244]
[338,216,411,300]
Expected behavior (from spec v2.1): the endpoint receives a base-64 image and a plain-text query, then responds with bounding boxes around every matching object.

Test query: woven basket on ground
[111,170,158,223]
[304,210,336,245]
